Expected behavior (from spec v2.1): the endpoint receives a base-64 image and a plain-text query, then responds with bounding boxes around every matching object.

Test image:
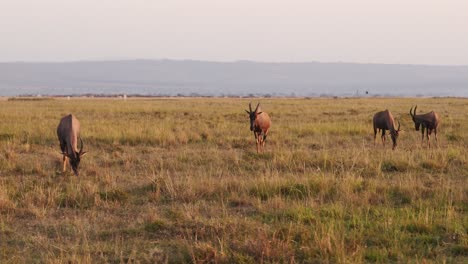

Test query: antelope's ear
[245,110,250,114]
[80,151,88,157]
[256,112,263,115]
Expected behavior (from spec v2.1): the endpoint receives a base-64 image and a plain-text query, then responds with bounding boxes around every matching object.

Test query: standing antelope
[245,102,271,153]
[373,110,401,150]
[409,106,440,147]
[57,114,87,175]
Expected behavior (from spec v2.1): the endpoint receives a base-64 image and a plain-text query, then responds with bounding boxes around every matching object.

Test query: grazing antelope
[373,110,401,150]
[57,114,87,175]
[245,102,271,153]
[409,106,440,147]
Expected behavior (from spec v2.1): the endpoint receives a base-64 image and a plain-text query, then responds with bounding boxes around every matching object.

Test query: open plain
[0,97,466,263]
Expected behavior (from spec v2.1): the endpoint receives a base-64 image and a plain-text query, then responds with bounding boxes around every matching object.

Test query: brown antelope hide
[245,102,271,153]
[409,105,440,147]
[373,109,401,150]
[57,114,87,175]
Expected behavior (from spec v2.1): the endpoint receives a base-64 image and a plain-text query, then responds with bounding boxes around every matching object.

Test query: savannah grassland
[0,97,466,263]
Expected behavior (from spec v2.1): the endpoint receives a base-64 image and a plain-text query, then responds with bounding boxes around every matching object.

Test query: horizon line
[1,58,467,67]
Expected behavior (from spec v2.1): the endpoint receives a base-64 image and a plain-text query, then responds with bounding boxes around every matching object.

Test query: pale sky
[1,0,467,65]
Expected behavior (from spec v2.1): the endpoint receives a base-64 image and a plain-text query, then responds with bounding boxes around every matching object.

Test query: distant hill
[0,60,467,97]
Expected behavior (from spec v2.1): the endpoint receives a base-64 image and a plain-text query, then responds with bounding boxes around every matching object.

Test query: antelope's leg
[427,129,432,148]
[259,136,264,153]
[262,134,266,152]
[62,155,67,172]
[373,128,377,146]
[254,132,259,153]
[434,128,438,145]
[257,133,262,152]
[381,129,386,146]
[421,127,425,145]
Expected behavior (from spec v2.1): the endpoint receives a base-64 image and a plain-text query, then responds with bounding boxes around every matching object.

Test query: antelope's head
[409,106,421,131]
[245,102,262,131]
[66,138,87,176]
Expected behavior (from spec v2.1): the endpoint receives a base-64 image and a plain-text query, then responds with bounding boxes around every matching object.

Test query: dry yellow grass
[0,97,467,263]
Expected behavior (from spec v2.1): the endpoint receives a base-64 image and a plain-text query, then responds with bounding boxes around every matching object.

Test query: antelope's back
[256,112,271,131]
[373,111,382,122]
[434,112,440,127]
[372,110,385,126]
[373,110,394,129]
[432,111,440,128]
[57,114,81,150]
[419,111,440,128]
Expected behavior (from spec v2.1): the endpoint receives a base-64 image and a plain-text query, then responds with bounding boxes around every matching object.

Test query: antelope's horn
[249,102,252,112]
[409,106,413,117]
[413,105,417,116]
[255,102,260,112]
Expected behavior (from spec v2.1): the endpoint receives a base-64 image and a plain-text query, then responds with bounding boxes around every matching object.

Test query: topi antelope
[245,102,271,153]
[409,106,440,147]
[373,110,401,150]
[57,114,87,175]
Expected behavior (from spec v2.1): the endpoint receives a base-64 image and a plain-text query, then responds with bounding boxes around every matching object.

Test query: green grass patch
[387,187,412,206]
[403,222,432,234]
[99,189,129,203]
[381,160,409,172]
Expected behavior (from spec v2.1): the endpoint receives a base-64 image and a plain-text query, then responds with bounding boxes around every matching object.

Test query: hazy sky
[1,0,467,65]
